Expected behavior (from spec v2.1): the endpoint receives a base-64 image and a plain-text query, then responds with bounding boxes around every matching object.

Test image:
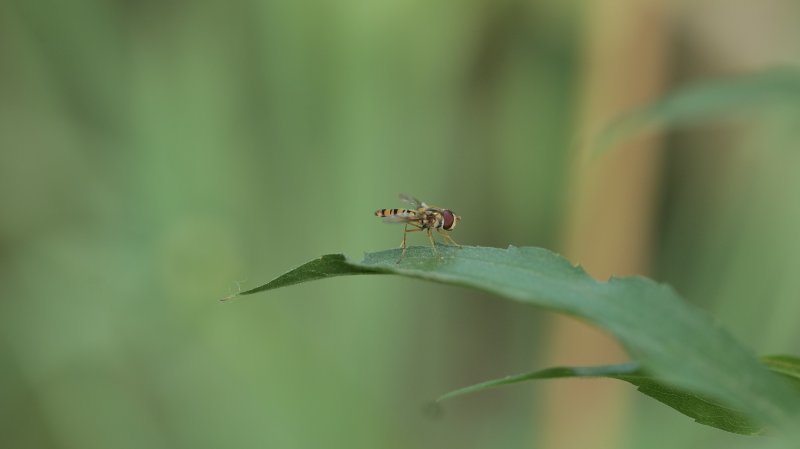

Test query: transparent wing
[399,193,425,208]
[381,214,416,224]
[380,208,421,224]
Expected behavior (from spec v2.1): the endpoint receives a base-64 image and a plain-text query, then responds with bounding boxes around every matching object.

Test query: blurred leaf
[762,355,800,390]
[231,245,800,432]
[436,362,764,435]
[592,68,800,156]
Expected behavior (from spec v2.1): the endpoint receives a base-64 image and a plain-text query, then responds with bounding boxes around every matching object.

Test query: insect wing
[381,209,419,223]
[399,193,429,209]
[399,193,423,208]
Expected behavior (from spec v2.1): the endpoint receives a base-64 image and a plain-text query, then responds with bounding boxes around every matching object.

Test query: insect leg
[400,224,411,258]
[398,224,424,262]
[436,229,462,248]
[426,228,438,256]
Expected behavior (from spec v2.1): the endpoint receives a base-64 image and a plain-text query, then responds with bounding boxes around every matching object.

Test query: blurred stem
[539,1,671,448]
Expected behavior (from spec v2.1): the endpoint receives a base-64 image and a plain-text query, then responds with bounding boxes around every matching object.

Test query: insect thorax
[421,210,444,229]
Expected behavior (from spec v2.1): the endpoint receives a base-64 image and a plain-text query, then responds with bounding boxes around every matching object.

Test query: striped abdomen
[375,208,416,218]
[375,208,421,224]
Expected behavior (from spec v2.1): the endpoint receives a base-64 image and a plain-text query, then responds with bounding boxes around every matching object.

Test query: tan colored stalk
[538,1,671,448]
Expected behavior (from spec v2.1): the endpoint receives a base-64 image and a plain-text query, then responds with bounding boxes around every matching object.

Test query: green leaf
[223,254,376,299]
[230,245,800,432]
[437,357,800,435]
[436,363,762,435]
[591,68,800,156]
[762,355,800,391]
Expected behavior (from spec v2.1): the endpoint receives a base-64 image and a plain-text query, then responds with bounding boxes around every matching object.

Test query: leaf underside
[435,355,800,435]
[230,245,800,434]
[436,362,770,435]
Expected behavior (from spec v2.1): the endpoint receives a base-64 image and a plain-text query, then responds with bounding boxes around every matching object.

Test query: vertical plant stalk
[539,1,672,448]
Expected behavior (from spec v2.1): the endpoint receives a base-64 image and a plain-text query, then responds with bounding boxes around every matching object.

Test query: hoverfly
[375,194,462,259]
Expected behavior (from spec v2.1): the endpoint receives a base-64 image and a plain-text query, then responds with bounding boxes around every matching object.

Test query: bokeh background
[2,1,800,448]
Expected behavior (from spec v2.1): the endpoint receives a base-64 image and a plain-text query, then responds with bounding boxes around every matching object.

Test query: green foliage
[762,355,800,390]
[224,254,375,299]
[7,0,800,446]
[437,356,800,435]
[592,68,800,156]
[232,245,800,434]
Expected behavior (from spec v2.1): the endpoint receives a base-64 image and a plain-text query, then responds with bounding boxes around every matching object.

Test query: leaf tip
[220,280,245,302]
[220,293,238,302]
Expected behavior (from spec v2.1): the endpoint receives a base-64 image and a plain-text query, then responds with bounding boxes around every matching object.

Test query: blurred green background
[2,1,799,448]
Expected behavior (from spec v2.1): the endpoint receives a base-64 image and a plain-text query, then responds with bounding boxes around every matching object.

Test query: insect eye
[442,210,456,230]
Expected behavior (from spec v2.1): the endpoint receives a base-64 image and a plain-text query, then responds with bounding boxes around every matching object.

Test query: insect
[375,194,462,259]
